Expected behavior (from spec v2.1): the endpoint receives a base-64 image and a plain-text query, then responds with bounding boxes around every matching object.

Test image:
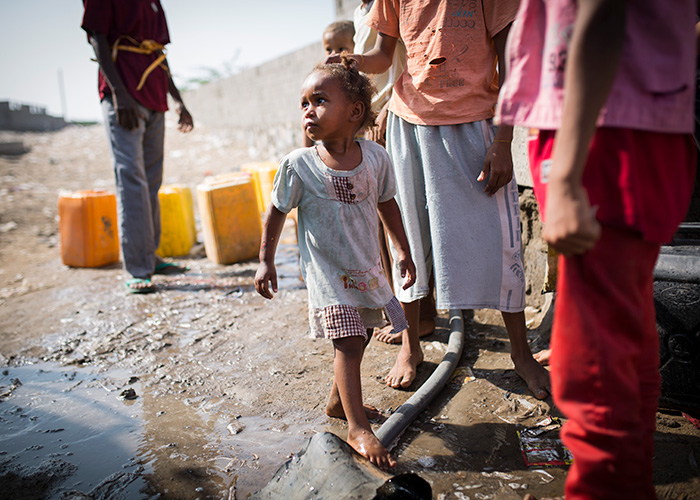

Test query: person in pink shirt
[497,0,697,498]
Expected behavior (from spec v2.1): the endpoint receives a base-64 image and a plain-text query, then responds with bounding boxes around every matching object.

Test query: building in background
[0,101,66,132]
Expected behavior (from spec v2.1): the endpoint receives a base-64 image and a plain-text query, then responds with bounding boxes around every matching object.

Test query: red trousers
[552,225,661,499]
[531,128,695,498]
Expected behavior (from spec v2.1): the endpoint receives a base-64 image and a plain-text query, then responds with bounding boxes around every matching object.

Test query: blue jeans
[101,95,164,279]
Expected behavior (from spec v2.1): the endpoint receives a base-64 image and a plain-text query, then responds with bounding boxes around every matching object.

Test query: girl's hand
[255,262,278,299]
[396,253,416,290]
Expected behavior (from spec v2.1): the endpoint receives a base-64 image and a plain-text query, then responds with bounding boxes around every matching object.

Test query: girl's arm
[254,206,287,299]
[326,32,398,74]
[377,199,415,289]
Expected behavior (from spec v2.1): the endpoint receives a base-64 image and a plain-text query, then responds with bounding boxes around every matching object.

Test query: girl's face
[300,71,361,142]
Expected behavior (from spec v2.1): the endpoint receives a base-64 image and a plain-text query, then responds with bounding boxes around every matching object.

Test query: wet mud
[1,125,699,499]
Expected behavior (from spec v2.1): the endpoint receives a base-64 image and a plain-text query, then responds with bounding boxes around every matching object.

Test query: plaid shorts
[309,296,408,340]
[323,305,366,340]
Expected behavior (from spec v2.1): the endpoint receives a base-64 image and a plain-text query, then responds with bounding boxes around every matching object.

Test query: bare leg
[326,382,383,420]
[533,348,552,366]
[418,286,437,335]
[333,336,396,469]
[327,332,382,419]
[385,299,424,389]
[502,311,551,400]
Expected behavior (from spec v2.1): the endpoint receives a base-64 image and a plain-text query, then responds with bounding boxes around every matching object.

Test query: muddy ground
[1,123,699,500]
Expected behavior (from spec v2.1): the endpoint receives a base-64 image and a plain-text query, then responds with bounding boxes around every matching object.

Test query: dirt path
[1,125,699,500]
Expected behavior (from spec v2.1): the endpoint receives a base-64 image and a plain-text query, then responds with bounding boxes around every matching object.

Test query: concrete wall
[182,42,324,161]
[0,101,66,132]
[335,0,357,21]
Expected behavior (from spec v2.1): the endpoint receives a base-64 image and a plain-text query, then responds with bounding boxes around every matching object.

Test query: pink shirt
[497,0,696,134]
[366,0,519,126]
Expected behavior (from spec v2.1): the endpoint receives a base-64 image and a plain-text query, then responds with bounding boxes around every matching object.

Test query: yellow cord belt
[111,35,170,91]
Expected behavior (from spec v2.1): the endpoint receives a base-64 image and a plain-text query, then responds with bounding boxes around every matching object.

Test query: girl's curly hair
[312,54,377,132]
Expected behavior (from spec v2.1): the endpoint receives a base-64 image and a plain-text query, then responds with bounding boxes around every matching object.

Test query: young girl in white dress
[255,56,415,469]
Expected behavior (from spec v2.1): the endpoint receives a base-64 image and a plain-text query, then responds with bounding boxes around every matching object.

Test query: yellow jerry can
[156,184,196,258]
[196,177,262,264]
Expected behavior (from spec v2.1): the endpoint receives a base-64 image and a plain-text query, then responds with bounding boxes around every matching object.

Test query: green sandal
[125,278,156,294]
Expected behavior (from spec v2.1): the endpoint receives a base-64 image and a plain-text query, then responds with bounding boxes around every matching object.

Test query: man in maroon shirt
[82,0,194,293]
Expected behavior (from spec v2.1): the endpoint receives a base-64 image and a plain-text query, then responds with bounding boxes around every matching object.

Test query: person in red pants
[497,0,697,498]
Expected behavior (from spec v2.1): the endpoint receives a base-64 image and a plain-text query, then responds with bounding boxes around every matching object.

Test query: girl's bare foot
[326,396,383,421]
[373,318,435,344]
[385,344,424,389]
[347,427,396,470]
[513,355,551,400]
[533,348,551,366]
[523,494,563,500]
[373,324,402,344]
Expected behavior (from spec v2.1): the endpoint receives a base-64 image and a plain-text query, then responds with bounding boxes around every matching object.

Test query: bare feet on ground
[385,343,424,389]
[513,355,551,400]
[373,318,435,344]
[347,427,396,470]
[523,494,563,500]
[325,396,384,421]
[533,348,551,366]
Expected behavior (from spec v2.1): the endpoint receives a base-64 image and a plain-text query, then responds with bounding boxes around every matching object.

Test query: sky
[0,1,335,122]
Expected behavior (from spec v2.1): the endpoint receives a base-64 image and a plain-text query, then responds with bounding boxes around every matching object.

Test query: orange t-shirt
[366,0,518,126]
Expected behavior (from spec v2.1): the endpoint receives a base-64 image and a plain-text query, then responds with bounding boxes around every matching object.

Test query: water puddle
[0,363,149,499]
[0,362,313,499]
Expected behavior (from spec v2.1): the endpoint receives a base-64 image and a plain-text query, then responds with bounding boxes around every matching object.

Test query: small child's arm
[254,206,287,299]
[325,32,398,74]
[377,199,415,290]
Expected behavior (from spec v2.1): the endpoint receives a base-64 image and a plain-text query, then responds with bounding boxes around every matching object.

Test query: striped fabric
[383,296,408,333]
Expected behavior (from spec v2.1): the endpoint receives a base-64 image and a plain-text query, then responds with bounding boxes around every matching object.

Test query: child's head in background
[323,21,355,56]
[301,55,377,142]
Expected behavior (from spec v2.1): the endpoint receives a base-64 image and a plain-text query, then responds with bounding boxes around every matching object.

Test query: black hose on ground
[376,309,465,450]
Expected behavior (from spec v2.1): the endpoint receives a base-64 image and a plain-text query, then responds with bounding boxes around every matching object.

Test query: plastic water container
[204,171,252,186]
[156,184,196,258]
[196,176,262,264]
[58,190,120,268]
[241,162,278,215]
